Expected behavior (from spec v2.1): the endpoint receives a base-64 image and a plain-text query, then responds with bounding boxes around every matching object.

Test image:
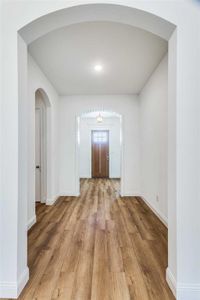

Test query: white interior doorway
[4,1,200,299]
[35,107,41,202]
[35,89,48,203]
[77,110,123,194]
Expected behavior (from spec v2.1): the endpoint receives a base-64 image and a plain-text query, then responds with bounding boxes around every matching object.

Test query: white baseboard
[46,194,60,205]
[121,191,141,197]
[166,267,176,297]
[59,191,80,197]
[46,198,56,205]
[46,192,80,205]
[140,195,168,227]
[121,192,167,227]
[177,284,200,300]
[27,215,36,230]
[166,267,200,300]
[0,267,29,298]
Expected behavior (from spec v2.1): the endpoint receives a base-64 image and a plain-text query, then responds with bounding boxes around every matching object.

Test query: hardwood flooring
[17,179,174,300]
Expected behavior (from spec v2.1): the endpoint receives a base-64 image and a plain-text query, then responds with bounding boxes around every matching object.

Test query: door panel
[35,108,41,202]
[92,130,109,178]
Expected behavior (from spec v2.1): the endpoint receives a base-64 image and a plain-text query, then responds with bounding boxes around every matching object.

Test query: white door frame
[35,89,49,204]
[75,111,124,196]
[35,107,42,202]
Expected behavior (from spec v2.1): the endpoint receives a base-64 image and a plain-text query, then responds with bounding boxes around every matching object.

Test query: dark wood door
[92,130,109,178]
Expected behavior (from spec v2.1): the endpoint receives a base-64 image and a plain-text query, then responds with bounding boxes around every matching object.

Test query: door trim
[35,107,42,202]
[76,111,124,196]
[35,94,48,204]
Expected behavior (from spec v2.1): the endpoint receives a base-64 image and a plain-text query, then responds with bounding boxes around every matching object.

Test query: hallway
[16,179,174,300]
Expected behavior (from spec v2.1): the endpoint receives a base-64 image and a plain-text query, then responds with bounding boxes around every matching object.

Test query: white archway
[3,2,200,299]
[34,88,51,205]
[19,4,175,44]
[76,109,124,195]
[6,4,178,298]
[3,4,178,298]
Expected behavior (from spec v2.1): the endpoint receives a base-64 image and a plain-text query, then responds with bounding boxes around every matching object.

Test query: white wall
[139,54,168,225]
[59,95,140,196]
[28,54,60,228]
[79,116,121,178]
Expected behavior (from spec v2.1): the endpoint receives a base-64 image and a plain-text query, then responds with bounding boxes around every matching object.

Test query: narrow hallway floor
[18,179,174,300]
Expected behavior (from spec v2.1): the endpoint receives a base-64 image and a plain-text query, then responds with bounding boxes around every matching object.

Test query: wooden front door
[92,130,109,178]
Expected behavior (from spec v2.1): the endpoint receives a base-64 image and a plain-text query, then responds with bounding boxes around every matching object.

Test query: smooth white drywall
[28,54,60,226]
[0,33,29,298]
[139,54,168,225]
[17,33,29,288]
[59,95,140,196]
[79,116,121,178]
[167,30,177,284]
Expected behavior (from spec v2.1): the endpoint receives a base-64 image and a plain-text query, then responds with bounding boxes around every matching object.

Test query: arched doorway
[77,110,123,195]
[35,89,50,204]
[1,1,189,298]
[18,5,176,297]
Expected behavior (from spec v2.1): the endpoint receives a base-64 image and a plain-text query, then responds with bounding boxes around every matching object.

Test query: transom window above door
[92,131,108,143]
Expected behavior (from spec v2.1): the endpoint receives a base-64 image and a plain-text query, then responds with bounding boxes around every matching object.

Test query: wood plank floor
[17,179,174,300]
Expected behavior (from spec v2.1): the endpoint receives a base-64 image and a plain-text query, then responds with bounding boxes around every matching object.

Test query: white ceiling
[29,21,167,95]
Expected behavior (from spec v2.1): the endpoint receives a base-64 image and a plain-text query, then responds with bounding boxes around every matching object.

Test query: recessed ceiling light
[94,64,103,72]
